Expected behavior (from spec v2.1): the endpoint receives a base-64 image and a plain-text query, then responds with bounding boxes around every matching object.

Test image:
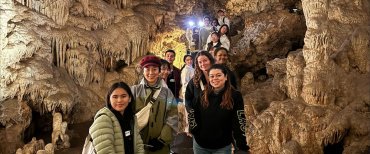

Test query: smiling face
[203,17,211,26]
[197,55,212,72]
[110,88,131,113]
[215,49,228,64]
[160,64,170,80]
[209,68,227,91]
[185,56,193,66]
[143,65,160,85]
[211,33,220,43]
[220,25,228,35]
[165,52,175,64]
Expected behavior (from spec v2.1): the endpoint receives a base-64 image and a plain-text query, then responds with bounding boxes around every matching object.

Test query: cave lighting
[188,21,195,27]
[198,21,204,27]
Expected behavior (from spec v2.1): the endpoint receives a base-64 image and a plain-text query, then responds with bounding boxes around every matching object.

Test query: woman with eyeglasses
[187,64,249,154]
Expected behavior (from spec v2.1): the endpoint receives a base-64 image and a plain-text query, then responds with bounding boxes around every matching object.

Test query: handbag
[82,134,96,154]
[135,87,162,130]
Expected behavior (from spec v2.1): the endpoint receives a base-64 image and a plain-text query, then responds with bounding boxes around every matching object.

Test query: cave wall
[0,0,199,153]
[1,0,369,153]
[238,0,370,153]
[1,0,154,123]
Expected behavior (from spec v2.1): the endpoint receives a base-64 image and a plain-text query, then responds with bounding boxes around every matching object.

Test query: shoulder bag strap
[147,86,162,104]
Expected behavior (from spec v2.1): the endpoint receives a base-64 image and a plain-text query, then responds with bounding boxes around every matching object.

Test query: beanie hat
[140,55,161,68]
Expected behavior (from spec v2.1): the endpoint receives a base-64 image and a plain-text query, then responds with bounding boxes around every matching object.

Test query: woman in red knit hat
[131,55,178,154]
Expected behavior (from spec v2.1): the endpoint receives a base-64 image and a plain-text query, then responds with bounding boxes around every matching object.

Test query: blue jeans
[193,139,232,154]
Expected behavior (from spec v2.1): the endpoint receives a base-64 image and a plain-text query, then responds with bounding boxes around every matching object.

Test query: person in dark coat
[165,50,182,100]
[214,47,238,89]
[187,64,249,153]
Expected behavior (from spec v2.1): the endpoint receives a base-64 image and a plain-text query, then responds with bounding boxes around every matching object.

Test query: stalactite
[15,0,70,26]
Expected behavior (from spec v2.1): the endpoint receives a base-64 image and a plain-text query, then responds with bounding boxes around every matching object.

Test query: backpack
[82,134,96,154]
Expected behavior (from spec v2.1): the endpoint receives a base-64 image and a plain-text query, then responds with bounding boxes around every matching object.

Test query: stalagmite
[241,0,370,153]
[286,51,305,99]
[15,0,70,26]
[16,138,45,154]
[51,112,70,149]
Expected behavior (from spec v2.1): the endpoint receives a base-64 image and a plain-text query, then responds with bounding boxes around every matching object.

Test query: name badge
[170,79,175,82]
[125,131,131,137]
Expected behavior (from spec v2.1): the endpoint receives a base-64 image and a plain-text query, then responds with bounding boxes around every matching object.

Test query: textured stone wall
[226,0,299,15]
[0,0,198,153]
[243,0,370,153]
[0,0,154,121]
[1,0,369,153]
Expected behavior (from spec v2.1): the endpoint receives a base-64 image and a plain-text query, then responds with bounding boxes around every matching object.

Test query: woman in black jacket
[214,47,238,89]
[187,64,249,154]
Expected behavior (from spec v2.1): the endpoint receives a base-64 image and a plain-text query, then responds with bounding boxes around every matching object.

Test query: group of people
[87,9,248,154]
[187,9,231,56]
[89,53,178,154]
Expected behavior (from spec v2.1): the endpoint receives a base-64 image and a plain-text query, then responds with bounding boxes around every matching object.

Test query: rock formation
[0,0,197,153]
[1,0,369,153]
[231,4,306,77]
[238,0,370,153]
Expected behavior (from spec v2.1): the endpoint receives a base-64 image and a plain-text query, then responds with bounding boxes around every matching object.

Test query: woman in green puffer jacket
[89,82,144,154]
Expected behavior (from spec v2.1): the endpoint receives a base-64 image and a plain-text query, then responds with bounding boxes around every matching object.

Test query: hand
[148,138,165,151]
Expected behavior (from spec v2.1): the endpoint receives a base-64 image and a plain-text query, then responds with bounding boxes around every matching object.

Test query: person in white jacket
[219,24,231,50]
[206,24,230,50]
[181,55,195,99]
[180,55,194,133]
[217,9,230,28]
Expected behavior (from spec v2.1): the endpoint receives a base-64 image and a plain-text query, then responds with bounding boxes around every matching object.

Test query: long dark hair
[211,19,220,31]
[193,51,215,88]
[106,82,135,118]
[201,64,233,110]
[206,32,221,51]
[181,54,192,71]
[218,24,229,36]
[214,47,229,56]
